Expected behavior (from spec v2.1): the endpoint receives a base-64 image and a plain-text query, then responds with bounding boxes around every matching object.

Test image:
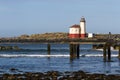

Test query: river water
[0,43,120,75]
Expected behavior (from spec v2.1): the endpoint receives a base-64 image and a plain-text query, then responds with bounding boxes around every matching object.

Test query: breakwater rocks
[93,44,104,49]
[93,44,120,50]
[0,46,20,51]
[1,71,120,80]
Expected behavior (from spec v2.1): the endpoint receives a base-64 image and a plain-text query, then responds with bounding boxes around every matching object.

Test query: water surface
[0,43,119,75]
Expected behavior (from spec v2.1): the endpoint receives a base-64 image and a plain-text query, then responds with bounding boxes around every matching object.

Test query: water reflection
[119,59,120,66]
[103,62,111,74]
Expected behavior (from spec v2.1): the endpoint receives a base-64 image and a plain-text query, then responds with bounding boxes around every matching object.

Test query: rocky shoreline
[1,70,120,80]
[0,32,119,43]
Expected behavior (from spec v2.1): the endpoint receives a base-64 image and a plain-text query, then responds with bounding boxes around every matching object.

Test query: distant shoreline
[0,38,106,44]
[0,32,119,43]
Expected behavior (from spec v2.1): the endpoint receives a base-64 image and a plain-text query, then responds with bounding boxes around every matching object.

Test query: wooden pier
[45,40,120,62]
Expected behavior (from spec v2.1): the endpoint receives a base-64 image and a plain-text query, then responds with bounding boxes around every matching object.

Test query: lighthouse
[80,17,86,38]
[69,16,86,38]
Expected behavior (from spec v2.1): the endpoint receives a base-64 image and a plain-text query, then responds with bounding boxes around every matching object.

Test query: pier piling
[47,44,51,54]
[69,44,80,59]
[118,45,120,59]
[103,43,111,62]
[70,44,75,59]
[76,44,80,58]
[70,44,73,59]
[103,45,107,61]
[107,44,111,62]
[73,44,76,56]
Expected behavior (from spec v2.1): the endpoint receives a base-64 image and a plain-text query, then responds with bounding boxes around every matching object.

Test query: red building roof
[70,24,80,28]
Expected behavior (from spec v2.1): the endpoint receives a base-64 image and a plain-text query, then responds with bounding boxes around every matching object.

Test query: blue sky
[0,0,120,37]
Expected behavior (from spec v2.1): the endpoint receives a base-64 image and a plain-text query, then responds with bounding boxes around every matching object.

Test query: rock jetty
[0,46,20,51]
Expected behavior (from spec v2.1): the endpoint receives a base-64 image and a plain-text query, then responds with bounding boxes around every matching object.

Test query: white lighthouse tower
[80,17,86,38]
[69,16,87,39]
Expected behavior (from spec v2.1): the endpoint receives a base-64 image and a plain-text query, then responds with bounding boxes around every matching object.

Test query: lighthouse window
[71,29,73,32]
[75,29,77,32]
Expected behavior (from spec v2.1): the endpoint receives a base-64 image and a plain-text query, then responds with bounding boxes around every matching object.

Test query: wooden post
[76,44,79,58]
[73,44,77,58]
[47,44,51,54]
[70,44,73,54]
[70,44,77,59]
[73,44,76,56]
[118,45,120,59]
[103,44,107,61]
[70,44,73,58]
[107,44,111,62]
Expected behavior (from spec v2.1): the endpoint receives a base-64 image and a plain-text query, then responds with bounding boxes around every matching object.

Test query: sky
[0,0,120,37]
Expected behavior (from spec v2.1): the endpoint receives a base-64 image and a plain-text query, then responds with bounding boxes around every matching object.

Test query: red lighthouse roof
[70,24,80,28]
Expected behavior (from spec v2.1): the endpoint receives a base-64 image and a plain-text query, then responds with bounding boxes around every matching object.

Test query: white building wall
[69,28,80,34]
[88,33,94,38]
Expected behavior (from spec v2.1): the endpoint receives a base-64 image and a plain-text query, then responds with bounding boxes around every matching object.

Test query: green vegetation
[18,32,68,40]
